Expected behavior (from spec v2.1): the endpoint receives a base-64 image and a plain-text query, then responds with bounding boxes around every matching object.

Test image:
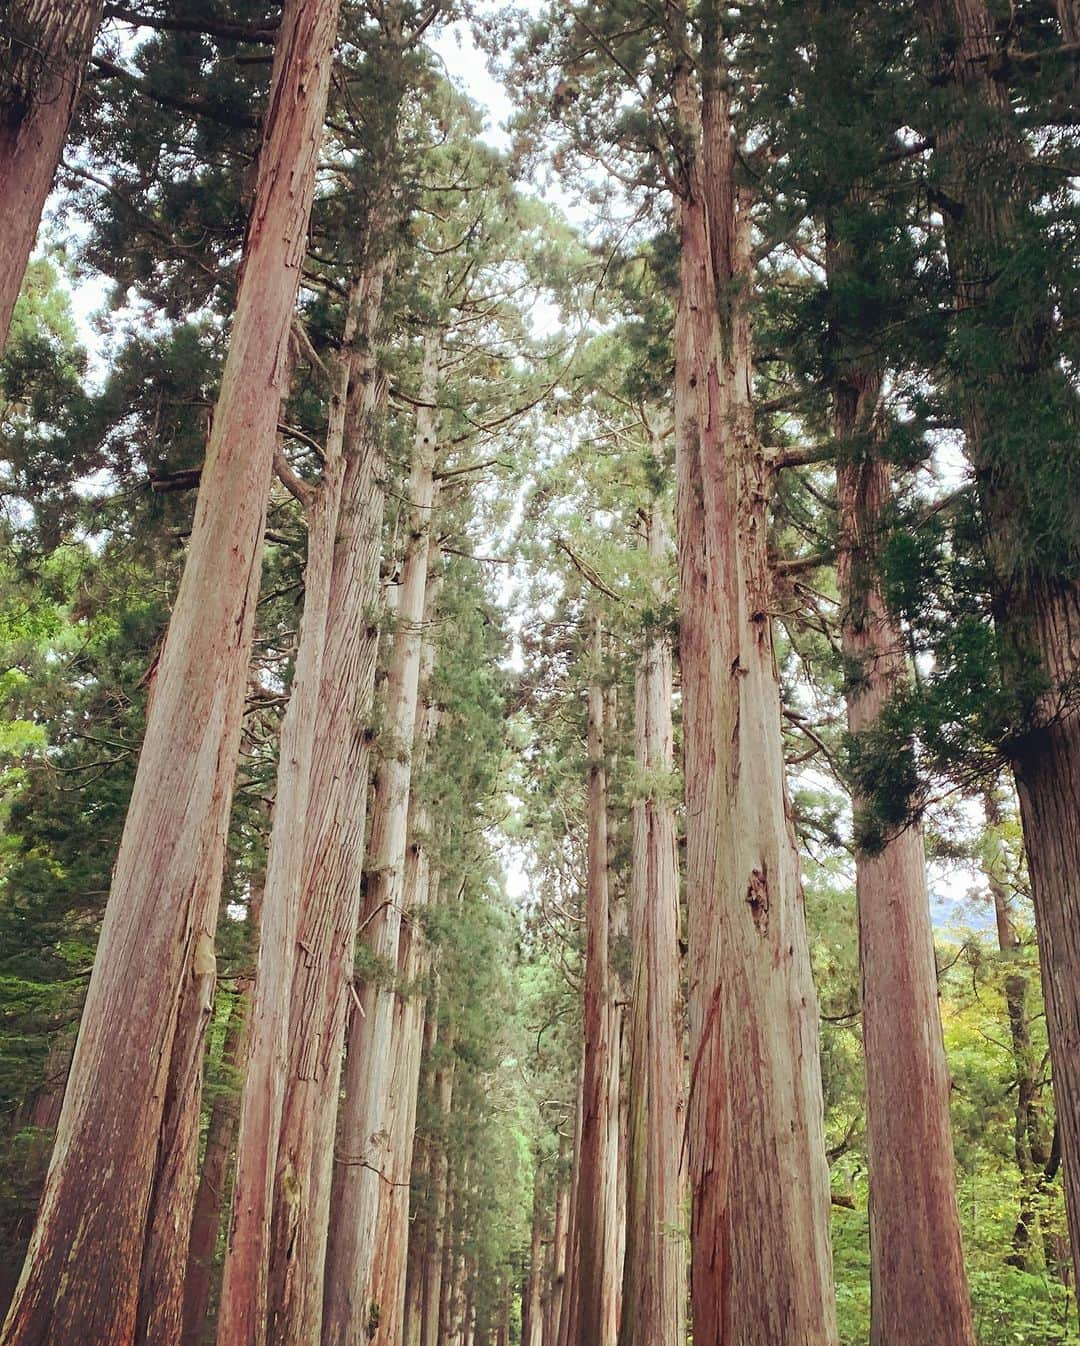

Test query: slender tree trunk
[925,0,1080,1285]
[619,941,648,1346]
[0,0,103,346]
[180,972,254,1346]
[216,255,372,1346]
[370,889,437,1346]
[403,1012,438,1346]
[546,1145,569,1346]
[422,1039,456,1346]
[371,639,443,1346]
[438,1184,458,1346]
[322,330,441,1346]
[981,790,1051,1266]
[24,1031,74,1133]
[671,32,836,1342]
[835,379,974,1346]
[575,627,615,1346]
[0,6,339,1341]
[522,1163,545,1346]
[604,684,627,1346]
[498,1274,511,1346]
[181,836,266,1346]
[621,489,686,1346]
[557,1060,584,1346]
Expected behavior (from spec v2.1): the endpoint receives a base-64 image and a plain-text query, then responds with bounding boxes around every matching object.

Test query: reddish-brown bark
[0,4,339,1340]
[0,0,103,346]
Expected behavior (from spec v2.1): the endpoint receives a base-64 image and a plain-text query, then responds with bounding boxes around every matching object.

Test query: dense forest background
[0,1,1077,1344]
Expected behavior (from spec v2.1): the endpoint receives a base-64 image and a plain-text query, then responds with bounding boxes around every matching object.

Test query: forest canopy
[0,2,1077,1345]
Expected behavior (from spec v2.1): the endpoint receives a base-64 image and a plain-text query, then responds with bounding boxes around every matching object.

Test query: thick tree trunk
[621,492,686,1346]
[0,6,339,1341]
[925,0,1080,1284]
[0,0,103,346]
[835,384,974,1346]
[322,330,441,1346]
[266,259,394,1346]
[671,41,836,1344]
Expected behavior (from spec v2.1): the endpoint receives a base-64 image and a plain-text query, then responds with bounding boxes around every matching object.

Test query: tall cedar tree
[920,0,1080,1286]
[670,10,838,1339]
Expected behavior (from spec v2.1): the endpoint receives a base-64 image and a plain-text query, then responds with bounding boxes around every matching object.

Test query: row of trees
[0,0,1075,1344]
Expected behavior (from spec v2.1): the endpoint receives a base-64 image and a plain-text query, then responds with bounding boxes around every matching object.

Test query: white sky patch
[430,21,515,151]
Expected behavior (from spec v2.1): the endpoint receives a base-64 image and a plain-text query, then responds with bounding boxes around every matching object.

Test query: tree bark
[0,4,339,1340]
[0,0,103,347]
[671,25,837,1342]
[835,379,974,1346]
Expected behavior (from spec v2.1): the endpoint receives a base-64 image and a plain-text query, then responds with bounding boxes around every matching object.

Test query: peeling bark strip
[0,3,340,1341]
[671,12,837,1343]
[0,0,104,347]
[835,379,973,1346]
